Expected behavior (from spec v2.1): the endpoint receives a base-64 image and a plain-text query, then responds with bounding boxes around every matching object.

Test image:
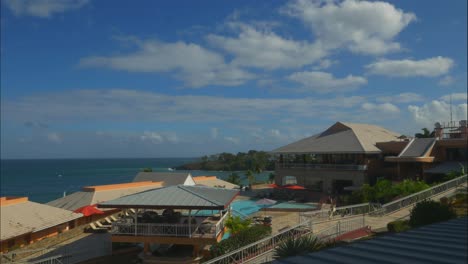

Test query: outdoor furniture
[110,215,119,221]
[95,221,111,229]
[88,223,107,233]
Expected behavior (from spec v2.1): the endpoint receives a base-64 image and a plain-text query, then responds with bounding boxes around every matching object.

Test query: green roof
[98,185,239,210]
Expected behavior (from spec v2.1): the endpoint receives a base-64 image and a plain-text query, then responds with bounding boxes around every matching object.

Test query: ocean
[0,158,271,203]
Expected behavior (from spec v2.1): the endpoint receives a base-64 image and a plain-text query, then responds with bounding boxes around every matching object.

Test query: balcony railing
[276,163,367,171]
[111,212,230,238]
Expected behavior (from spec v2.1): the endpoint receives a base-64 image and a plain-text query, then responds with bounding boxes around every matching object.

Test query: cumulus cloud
[438,75,455,86]
[366,57,454,77]
[206,24,327,69]
[313,59,338,70]
[440,93,468,102]
[80,40,253,88]
[2,89,367,124]
[224,136,240,144]
[376,92,424,103]
[140,131,179,144]
[288,71,367,93]
[47,132,63,143]
[281,0,416,55]
[408,100,467,127]
[362,102,400,113]
[3,0,89,18]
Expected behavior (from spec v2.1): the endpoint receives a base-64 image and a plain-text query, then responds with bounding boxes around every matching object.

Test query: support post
[189,209,192,238]
[134,208,138,236]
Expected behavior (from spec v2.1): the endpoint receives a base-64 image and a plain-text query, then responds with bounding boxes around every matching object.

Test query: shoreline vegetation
[175,150,275,172]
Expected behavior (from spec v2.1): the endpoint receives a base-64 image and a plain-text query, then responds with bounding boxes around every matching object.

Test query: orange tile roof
[0,196,29,207]
[192,176,217,181]
[82,181,163,192]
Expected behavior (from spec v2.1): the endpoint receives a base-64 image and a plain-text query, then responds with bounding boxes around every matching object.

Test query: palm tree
[415,128,435,138]
[226,173,241,185]
[246,170,255,187]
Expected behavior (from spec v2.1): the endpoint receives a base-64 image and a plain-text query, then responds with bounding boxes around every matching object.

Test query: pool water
[230,200,317,217]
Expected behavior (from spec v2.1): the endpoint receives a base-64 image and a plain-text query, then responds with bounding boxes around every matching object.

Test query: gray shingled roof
[425,161,468,174]
[399,138,436,157]
[133,172,192,186]
[273,217,468,264]
[98,185,239,210]
[273,122,400,154]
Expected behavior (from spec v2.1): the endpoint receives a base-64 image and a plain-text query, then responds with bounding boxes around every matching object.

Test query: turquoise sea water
[0,158,271,203]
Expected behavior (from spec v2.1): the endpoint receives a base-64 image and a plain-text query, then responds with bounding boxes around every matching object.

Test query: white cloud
[3,0,89,18]
[206,24,327,69]
[440,93,468,102]
[366,57,454,77]
[2,89,366,124]
[438,75,455,86]
[408,100,467,127]
[282,0,416,55]
[80,40,253,88]
[47,132,62,143]
[312,59,338,70]
[376,92,424,103]
[362,102,400,113]
[140,131,179,144]
[210,127,219,139]
[224,136,240,144]
[288,71,367,93]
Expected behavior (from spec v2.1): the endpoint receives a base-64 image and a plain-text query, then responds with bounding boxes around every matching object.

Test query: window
[282,176,297,185]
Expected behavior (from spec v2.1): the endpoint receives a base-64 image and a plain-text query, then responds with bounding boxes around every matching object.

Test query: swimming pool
[231,200,317,217]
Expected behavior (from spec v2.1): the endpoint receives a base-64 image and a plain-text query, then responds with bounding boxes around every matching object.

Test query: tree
[224,216,251,234]
[142,167,153,172]
[415,128,435,138]
[269,173,276,183]
[226,173,241,185]
[246,170,255,186]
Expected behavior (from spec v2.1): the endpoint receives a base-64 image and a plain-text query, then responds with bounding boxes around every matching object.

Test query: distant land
[176,150,275,172]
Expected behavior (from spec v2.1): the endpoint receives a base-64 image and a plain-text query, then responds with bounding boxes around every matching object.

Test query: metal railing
[203,221,312,264]
[372,174,467,216]
[300,202,378,223]
[111,222,204,237]
[276,163,367,171]
[314,217,366,242]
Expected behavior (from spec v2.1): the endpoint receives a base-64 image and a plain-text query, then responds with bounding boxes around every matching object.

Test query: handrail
[203,220,312,264]
[215,212,230,236]
[375,174,467,215]
[276,163,367,171]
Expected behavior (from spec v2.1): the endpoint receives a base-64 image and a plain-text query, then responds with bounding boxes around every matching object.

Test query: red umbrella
[283,185,306,190]
[269,183,282,189]
[74,204,104,216]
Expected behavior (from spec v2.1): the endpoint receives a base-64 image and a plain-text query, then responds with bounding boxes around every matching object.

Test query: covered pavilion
[98,185,239,258]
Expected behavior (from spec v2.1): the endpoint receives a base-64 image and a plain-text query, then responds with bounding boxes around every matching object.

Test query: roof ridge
[178,185,223,206]
[347,129,367,153]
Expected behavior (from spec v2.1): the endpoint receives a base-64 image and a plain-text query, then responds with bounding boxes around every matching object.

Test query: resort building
[47,181,163,225]
[273,120,468,193]
[133,172,196,186]
[98,185,239,261]
[133,172,239,189]
[0,197,82,253]
[193,175,239,189]
[385,120,468,182]
[273,122,401,194]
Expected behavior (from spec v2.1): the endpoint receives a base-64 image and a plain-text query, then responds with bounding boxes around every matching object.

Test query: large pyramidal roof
[273,122,400,154]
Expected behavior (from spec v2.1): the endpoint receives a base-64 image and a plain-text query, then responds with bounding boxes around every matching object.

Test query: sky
[1,0,467,159]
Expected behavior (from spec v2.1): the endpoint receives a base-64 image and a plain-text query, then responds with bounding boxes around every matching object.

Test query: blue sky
[1,0,467,159]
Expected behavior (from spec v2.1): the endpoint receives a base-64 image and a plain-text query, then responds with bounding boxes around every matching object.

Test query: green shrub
[274,235,323,259]
[409,200,456,227]
[209,224,272,257]
[225,215,251,234]
[387,220,410,232]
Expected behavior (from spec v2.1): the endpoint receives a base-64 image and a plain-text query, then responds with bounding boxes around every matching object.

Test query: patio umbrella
[256,198,277,217]
[268,183,282,189]
[74,204,104,216]
[283,185,306,190]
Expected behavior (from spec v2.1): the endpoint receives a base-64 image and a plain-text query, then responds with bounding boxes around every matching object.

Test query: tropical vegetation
[274,235,324,259]
[176,150,275,171]
[409,200,456,227]
[341,179,430,205]
[224,216,251,235]
[209,224,272,257]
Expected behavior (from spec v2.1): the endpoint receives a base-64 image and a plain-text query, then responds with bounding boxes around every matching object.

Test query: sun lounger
[88,223,107,233]
[110,215,119,221]
[104,217,113,224]
[95,221,111,228]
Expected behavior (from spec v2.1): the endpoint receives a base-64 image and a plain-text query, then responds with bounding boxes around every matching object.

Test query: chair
[88,223,107,233]
[95,221,111,229]
[104,217,113,224]
[110,215,119,221]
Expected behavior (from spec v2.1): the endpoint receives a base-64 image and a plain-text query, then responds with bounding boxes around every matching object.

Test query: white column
[188,209,192,238]
[134,208,138,236]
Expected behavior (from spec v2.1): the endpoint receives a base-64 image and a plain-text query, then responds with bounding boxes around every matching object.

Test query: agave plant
[274,235,324,258]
